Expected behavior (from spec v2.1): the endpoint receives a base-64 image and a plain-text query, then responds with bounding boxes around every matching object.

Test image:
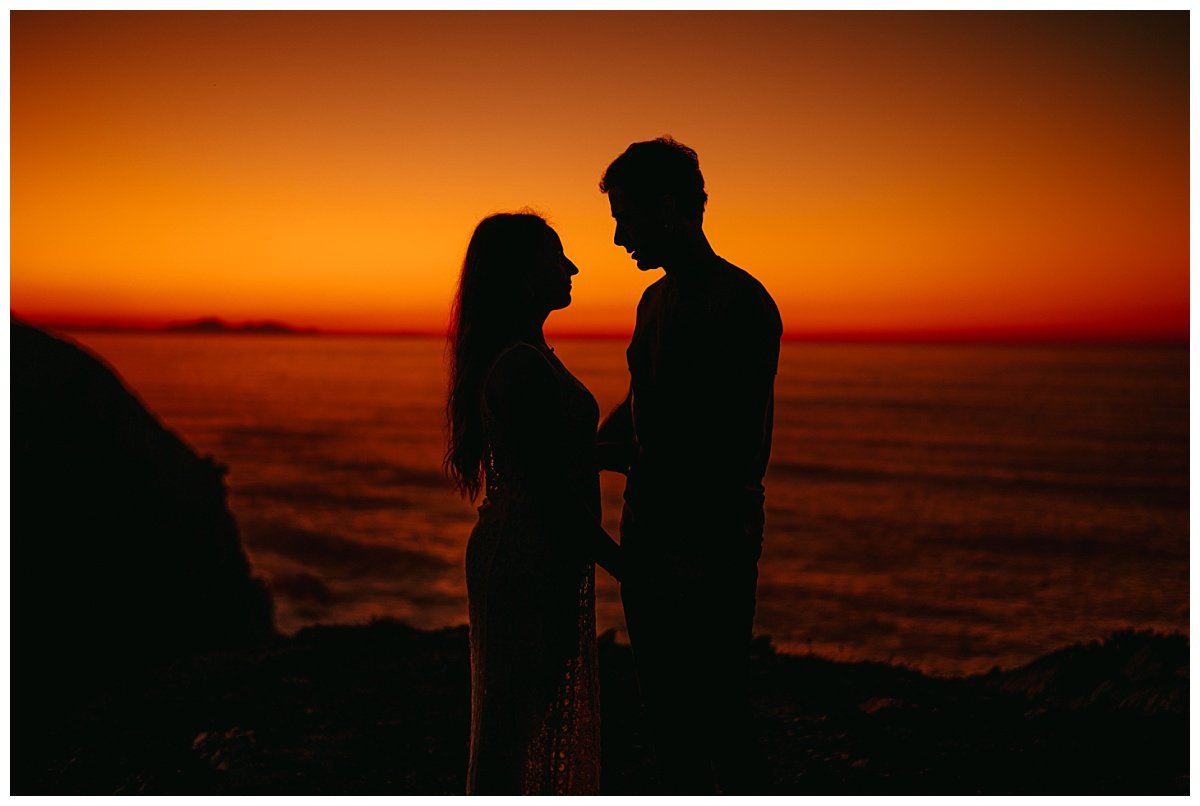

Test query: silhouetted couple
[445,138,782,795]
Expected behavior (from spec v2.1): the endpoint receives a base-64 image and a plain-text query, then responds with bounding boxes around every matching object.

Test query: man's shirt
[624,259,782,526]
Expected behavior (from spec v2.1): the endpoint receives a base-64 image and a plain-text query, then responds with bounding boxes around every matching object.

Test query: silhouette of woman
[445,212,622,795]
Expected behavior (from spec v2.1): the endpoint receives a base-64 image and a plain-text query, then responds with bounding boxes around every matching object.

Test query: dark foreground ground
[16,622,1188,795]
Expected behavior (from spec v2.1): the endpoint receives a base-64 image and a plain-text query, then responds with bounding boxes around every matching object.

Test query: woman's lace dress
[465,342,602,794]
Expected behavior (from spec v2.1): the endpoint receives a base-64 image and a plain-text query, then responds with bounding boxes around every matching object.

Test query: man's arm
[598,282,658,475]
[694,284,782,488]
[597,387,635,474]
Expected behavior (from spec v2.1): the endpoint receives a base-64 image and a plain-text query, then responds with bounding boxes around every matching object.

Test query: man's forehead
[608,188,633,216]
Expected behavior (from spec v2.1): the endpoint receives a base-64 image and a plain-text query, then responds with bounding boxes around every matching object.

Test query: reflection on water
[69,332,1188,674]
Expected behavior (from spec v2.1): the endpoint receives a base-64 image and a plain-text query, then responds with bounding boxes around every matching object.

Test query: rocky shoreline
[16,621,1188,795]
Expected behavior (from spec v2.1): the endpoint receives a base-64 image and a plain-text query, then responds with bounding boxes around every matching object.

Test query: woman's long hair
[445,211,551,500]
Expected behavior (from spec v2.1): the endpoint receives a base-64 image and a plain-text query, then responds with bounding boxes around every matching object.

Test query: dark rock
[988,630,1188,715]
[11,318,276,789]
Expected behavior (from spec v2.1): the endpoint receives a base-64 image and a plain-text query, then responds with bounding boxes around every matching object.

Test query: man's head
[600,136,708,271]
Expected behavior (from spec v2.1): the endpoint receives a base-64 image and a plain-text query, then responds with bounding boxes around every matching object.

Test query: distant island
[164,317,320,335]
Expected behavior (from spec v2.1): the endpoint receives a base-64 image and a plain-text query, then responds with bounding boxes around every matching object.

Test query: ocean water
[66,332,1188,675]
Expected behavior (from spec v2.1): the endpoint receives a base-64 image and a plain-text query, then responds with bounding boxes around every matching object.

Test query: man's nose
[613,224,627,248]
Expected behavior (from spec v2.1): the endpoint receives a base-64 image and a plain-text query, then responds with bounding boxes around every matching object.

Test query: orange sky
[10,11,1189,339]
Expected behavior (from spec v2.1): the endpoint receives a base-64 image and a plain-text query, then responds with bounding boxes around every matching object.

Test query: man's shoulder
[716,261,782,332]
[717,260,775,299]
[635,276,669,308]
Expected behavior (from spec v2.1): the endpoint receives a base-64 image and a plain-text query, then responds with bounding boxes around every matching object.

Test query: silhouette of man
[597,137,782,793]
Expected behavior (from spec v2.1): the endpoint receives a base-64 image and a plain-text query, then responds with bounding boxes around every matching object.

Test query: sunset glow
[11,11,1188,339]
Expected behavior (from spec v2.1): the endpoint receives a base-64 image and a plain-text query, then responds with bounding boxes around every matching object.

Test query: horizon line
[14,315,1189,346]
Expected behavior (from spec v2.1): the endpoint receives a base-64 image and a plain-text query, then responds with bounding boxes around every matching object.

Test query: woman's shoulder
[491,340,554,371]
[484,342,557,397]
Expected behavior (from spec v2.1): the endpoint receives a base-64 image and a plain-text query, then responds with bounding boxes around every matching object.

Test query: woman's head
[457,212,577,327]
[445,211,578,498]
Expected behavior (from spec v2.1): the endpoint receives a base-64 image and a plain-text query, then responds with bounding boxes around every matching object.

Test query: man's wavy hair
[599,136,708,220]
[444,211,553,500]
